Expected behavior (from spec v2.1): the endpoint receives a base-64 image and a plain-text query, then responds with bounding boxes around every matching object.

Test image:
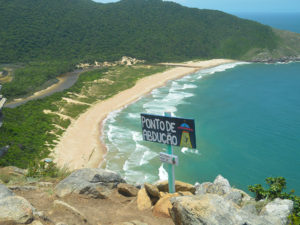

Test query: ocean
[102,13,300,193]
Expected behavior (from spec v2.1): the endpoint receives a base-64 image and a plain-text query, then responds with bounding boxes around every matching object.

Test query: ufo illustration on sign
[178,123,193,148]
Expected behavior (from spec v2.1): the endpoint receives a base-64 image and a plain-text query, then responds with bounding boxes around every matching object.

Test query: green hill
[0,0,299,99]
[0,0,283,63]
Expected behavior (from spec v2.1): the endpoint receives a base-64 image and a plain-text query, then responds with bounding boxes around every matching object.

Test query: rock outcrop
[0,167,295,225]
[137,188,152,211]
[117,183,139,197]
[55,168,125,198]
[0,184,34,224]
[170,175,294,225]
[156,180,196,194]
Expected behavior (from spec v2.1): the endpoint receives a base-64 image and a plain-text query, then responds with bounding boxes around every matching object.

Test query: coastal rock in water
[0,196,33,224]
[117,183,139,197]
[55,168,125,198]
[0,183,15,199]
[170,194,273,225]
[260,198,294,225]
[156,181,195,194]
[137,188,152,211]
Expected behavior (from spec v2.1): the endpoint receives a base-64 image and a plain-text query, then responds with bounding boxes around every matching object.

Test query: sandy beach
[53,59,235,170]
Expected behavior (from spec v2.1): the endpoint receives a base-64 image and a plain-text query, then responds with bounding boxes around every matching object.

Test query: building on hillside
[0,85,6,127]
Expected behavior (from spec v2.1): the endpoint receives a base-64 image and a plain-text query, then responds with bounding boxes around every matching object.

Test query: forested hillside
[1,0,300,100]
[0,0,279,63]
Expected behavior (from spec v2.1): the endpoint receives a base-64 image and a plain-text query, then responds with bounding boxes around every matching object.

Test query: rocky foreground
[0,167,294,225]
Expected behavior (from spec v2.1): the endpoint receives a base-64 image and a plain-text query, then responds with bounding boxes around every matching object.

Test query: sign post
[141,112,196,193]
[165,112,175,193]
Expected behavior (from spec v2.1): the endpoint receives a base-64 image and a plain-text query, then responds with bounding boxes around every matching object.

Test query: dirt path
[15,187,174,225]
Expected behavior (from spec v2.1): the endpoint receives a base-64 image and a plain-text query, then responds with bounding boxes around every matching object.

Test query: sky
[93,0,300,13]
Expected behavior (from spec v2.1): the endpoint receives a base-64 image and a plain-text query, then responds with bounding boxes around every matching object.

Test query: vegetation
[27,160,70,179]
[0,0,280,64]
[0,65,167,168]
[2,61,75,100]
[1,0,299,99]
[249,177,300,223]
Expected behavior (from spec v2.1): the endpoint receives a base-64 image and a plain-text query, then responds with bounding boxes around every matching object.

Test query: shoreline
[53,59,236,171]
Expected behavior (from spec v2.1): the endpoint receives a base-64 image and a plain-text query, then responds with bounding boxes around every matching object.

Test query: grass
[0,63,168,169]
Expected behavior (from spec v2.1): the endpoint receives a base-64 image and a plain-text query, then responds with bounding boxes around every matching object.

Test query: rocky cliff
[0,167,294,225]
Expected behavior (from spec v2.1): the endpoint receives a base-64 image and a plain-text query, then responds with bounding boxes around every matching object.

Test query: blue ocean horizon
[102,13,300,193]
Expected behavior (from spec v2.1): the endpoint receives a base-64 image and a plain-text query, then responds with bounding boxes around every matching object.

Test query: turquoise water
[103,62,300,192]
[102,14,300,193]
[234,12,300,33]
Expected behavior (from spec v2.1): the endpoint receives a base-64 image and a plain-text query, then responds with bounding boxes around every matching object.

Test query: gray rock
[242,203,258,215]
[212,174,231,195]
[231,188,252,203]
[195,182,213,195]
[170,194,274,225]
[80,185,112,199]
[9,185,37,191]
[55,168,125,198]
[0,184,14,199]
[260,198,294,225]
[225,191,242,205]
[0,196,33,224]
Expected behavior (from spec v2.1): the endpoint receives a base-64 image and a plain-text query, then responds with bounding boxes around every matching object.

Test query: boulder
[225,191,242,206]
[242,203,258,215]
[80,185,111,199]
[231,188,252,203]
[195,182,213,195]
[260,198,294,225]
[0,184,14,199]
[144,183,160,198]
[117,183,139,197]
[55,168,125,198]
[0,196,33,224]
[211,175,231,195]
[156,181,195,194]
[152,193,180,218]
[137,188,152,211]
[170,194,272,225]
